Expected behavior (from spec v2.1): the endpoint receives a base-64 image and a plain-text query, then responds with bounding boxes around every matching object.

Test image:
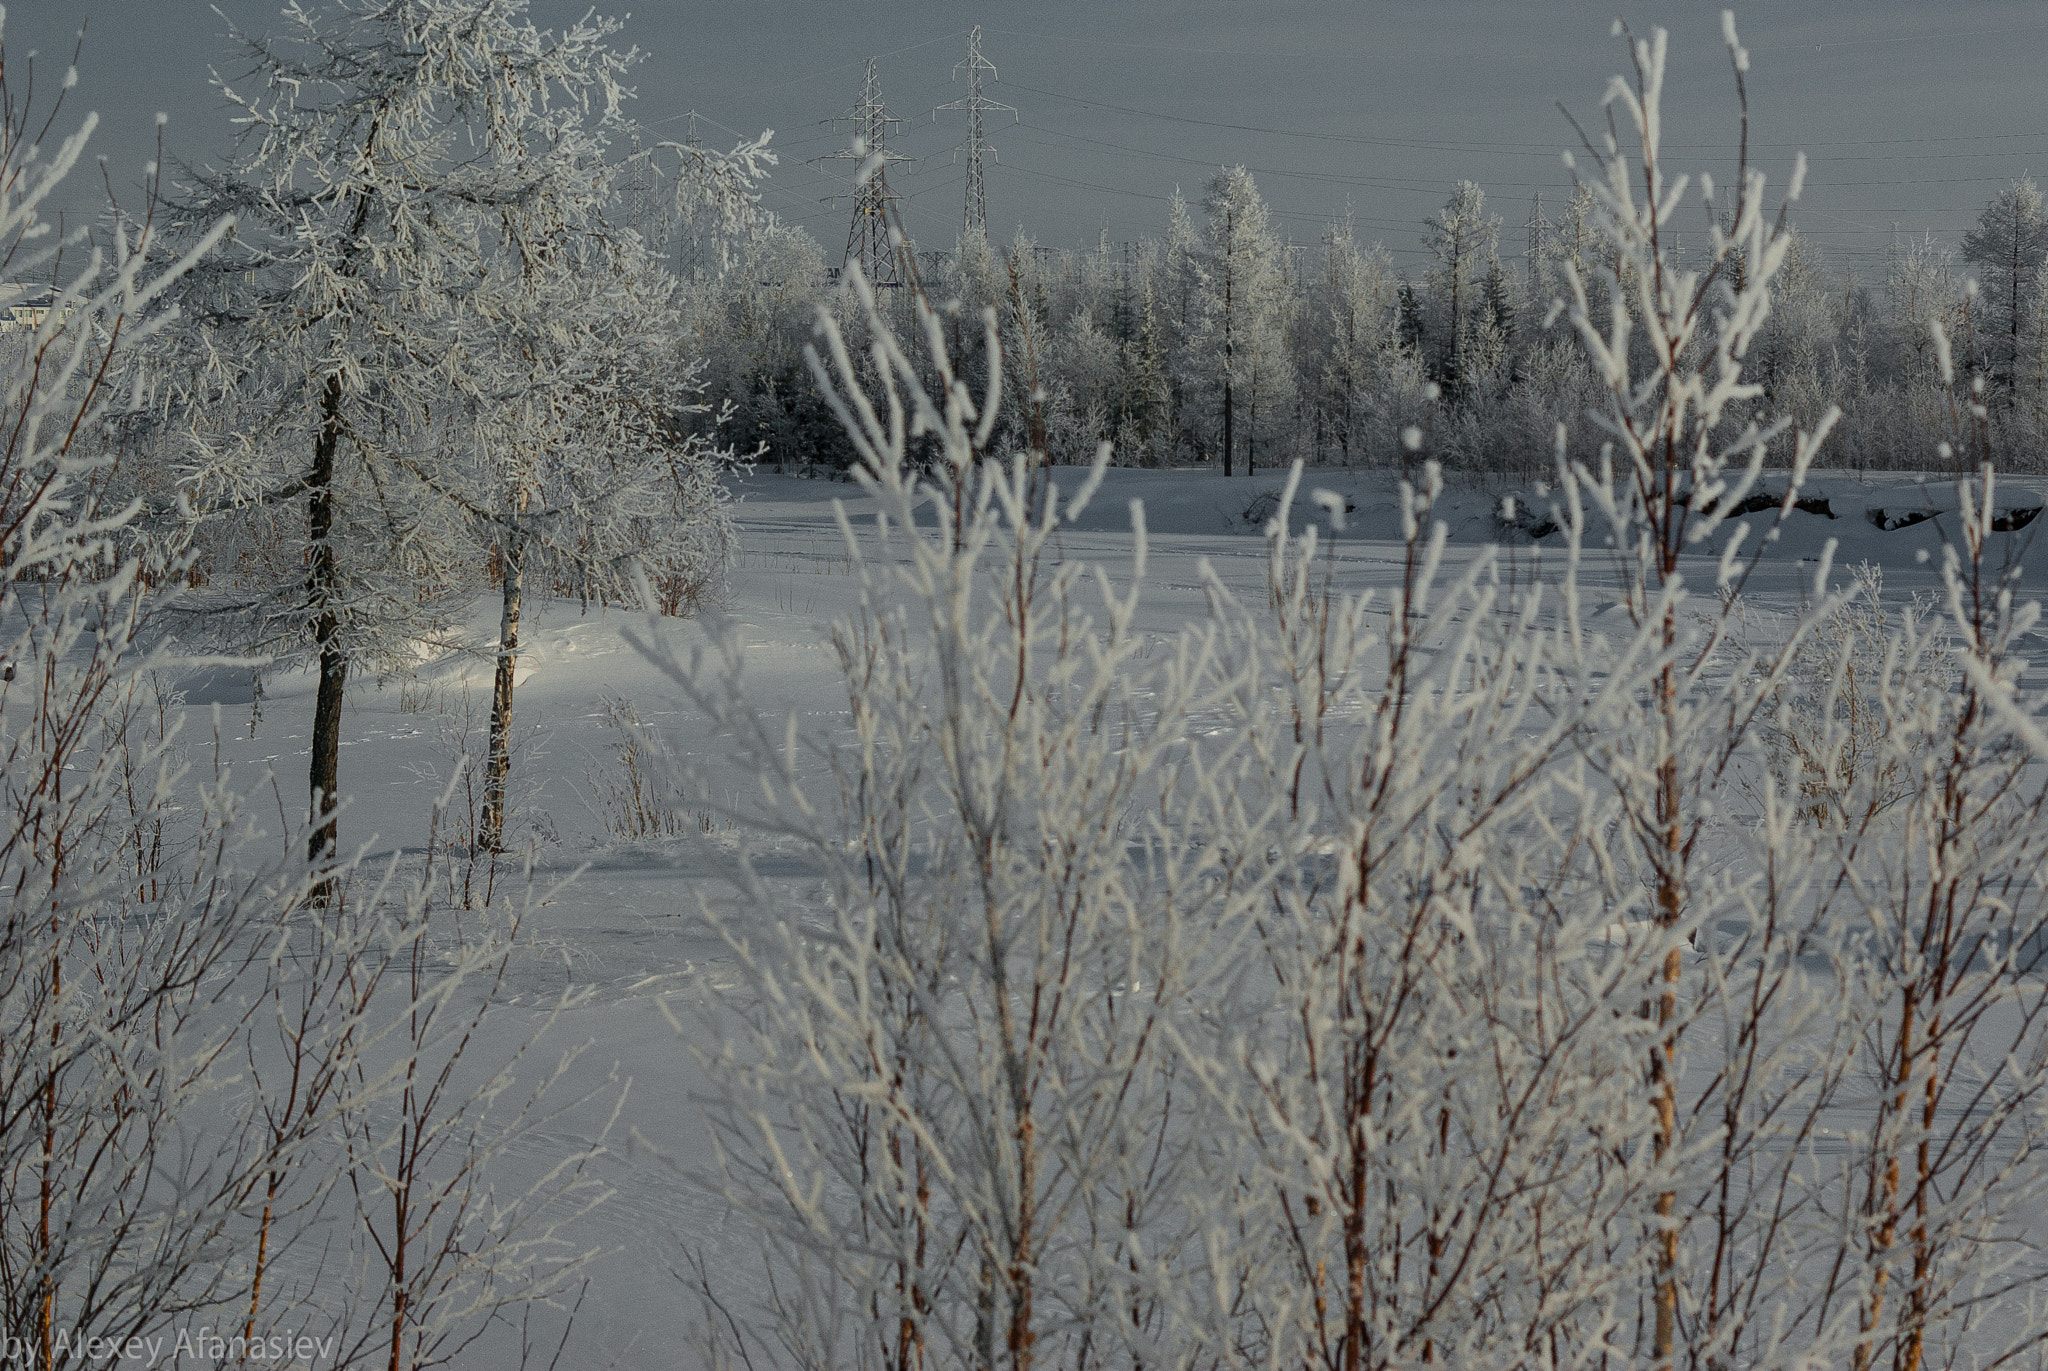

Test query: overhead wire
[670,32,2045,265]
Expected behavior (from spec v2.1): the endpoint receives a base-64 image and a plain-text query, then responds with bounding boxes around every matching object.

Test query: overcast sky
[13,1,2048,275]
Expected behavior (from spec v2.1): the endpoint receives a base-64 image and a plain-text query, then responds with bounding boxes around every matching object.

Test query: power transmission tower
[934,26,1015,240]
[818,58,909,287]
[677,112,705,282]
[1525,190,1554,307]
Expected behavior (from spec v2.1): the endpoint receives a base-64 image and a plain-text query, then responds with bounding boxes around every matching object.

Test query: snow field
[173,462,2048,1368]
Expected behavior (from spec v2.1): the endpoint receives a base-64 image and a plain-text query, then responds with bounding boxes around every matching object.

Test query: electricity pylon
[818,58,909,287]
[1525,190,1554,305]
[934,26,1015,240]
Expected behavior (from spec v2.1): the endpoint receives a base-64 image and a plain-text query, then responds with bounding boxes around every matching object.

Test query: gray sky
[13,0,2048,275]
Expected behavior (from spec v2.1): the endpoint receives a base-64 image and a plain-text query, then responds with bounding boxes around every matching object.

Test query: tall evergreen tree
[1302,215,1399,464]
[1422,179,1502,396]
[1479,258,1516,374]
[1188,166,1287,476]
[1161,189,1202,461]
[1525,190,1558,316]
[1883,228,1958,377]
[1960,175,2048,399]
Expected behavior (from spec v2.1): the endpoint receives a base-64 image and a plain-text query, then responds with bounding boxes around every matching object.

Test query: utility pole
[819,58,909,287]
[934,26,1015,241]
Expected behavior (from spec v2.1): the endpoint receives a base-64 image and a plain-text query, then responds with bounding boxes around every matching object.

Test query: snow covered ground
[173,462,2048,1367]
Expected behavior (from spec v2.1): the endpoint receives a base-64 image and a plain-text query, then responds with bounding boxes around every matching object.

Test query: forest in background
[660,162,2048,478]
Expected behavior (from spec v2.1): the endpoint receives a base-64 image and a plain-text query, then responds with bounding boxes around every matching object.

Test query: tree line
[676,162,2048,478]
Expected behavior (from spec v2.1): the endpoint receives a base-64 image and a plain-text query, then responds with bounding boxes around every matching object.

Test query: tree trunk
[308,373,347,878]
[482,534,524,853]
[1223,251,1236,478]
[1651,477,1684,1368]
[1222,378,1234,479]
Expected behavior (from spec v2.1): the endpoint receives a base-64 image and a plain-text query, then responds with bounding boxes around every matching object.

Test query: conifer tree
[1960,175,2048,400]
[1302,215,1398,463]
[1159,190,1202,460]
[1884,229,1958,376]
[1524,189,1558,314]
[1188,166,1286,476]
[1422,179,1502,397]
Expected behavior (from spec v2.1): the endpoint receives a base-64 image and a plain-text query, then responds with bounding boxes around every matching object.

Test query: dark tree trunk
[1222,378,1234,479]
[482,534,523,853]
[308,373,347,876]
[1222,249,1235,478]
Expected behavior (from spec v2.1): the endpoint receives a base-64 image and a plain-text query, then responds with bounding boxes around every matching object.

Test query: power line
[1004,78,1567,156]
[1004,75,2048,159]
[694,34,2045,266]
[740,30,970,99]
[997,162,1435,252]
[1005,119,1567,198]
[1000,110,2044,202]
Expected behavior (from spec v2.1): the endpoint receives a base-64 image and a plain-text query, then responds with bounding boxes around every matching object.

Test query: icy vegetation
[11,4,2048,1371]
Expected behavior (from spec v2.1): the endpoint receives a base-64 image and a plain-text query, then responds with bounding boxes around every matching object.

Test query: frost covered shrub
[648,279,1254,1369]
[651,18,2048,1371]
[0,37,610,1369]
[1738,566,1938,823]
[0,44,264,1362]
[587,694,717,842]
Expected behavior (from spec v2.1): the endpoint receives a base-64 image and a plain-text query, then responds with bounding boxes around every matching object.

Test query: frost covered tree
[646,274,1250,1369]
[0,51,265,1368]
[1421,179,1503,396]
[1299,215,1403,464]
[1112,245,1176,465]
[0,34,596,1370]
[1187,166,1288,476]
[158,0,640,867]
[454,230,741,852]
[1157,190,1203,459]
[0,37,625,1371]
[424,88,765,853]
[685,217,833,469]
[1747,229,1840,422]
[1524,189,1559,314]
[1960,175,2048,404]
[1884,228,1959,376]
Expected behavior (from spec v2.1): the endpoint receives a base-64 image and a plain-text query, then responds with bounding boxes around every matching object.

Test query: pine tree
[1478,257,1516,375]
[1303,214,1398,464]
[1553,183,1609,322]
[1188,166,1288,476]
[1120,264,1175,464]
[1884,228,1958,376]
[1960,175,2048,399]
[1397,280,1426,358]
[1160,190,1202,460]
[1422,179,1502,398]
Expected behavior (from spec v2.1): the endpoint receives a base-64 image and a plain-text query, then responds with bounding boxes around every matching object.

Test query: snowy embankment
[170,463,2047,1368]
